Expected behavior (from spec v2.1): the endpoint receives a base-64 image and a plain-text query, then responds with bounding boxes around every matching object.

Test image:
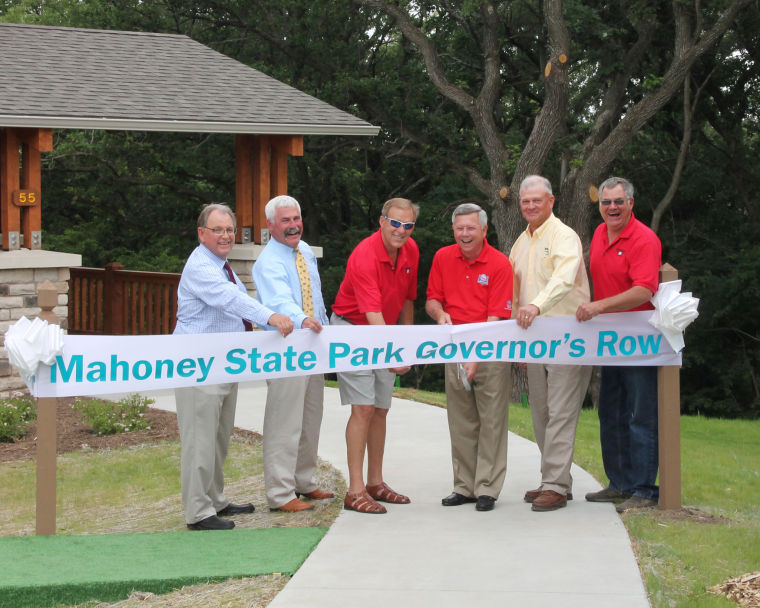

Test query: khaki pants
[526,363,591,495]
[175,383,238,524]
[445,362,511,499]
[263,374,325,508]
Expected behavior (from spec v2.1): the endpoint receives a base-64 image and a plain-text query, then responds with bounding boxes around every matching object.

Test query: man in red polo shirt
[426,203,513,512]
[576,176,662,513]
[332,198,419,514]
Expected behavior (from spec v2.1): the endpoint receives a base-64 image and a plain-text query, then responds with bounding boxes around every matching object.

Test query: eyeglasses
[202,226,237,236]
[384,216,415,230]
[600,198,628,207]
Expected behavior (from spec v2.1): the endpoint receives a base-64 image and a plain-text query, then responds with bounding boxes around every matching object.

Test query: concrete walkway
[144,382,650,608]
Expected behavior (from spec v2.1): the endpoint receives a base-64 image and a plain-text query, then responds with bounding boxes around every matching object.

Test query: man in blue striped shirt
[175,203,293,531]
[253,195,333,512]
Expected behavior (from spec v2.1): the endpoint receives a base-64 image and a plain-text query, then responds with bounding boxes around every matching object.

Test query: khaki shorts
[331,313,396,409]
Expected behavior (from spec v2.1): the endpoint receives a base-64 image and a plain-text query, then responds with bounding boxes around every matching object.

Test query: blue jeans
[598,366,659,500]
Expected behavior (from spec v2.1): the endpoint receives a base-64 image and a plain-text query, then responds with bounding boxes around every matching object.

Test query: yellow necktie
[295,249,314,317]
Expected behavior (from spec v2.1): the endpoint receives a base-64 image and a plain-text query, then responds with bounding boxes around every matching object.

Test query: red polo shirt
[589,214,661,312]
[332,229,419,325]
[426,240,513,325]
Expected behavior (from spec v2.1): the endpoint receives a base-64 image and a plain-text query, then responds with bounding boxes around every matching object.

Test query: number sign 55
[12,190,40,207]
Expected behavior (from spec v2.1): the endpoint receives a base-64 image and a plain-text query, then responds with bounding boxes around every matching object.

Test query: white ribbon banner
[31,311,680,398]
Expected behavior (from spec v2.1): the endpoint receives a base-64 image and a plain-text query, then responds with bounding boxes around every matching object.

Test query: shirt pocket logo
[477,273,489,285]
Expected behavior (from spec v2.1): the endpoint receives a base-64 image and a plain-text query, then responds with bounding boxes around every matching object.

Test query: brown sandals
[344,490,387,514]
[366,482,411,504]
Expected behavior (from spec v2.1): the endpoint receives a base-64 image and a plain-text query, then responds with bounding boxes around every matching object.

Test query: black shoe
[217,502,255,516]
[441,492,477,506]
[476,495,496,511]
[187,515,235,530]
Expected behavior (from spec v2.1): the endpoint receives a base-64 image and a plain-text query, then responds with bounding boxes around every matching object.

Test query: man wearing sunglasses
[426,203,513,512]
[174,203,293,531]
[576,177,662,513]
[332,198,420,514]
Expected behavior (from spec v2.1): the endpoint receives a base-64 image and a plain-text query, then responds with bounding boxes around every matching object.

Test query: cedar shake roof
[0,23,379,136]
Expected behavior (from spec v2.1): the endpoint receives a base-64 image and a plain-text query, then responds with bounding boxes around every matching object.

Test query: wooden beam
[270,148,289,199]
[235,134,254,243]
[658,263,682,510]
[252,136,271,243]
[271,135,304,157]
[1,128,21,250]
[38,128,53,152]
[19,129,42,249]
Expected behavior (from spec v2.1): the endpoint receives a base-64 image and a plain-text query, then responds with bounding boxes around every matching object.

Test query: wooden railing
[68,263,180,335]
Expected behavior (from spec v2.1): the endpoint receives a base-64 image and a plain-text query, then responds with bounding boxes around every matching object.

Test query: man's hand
[463,361,478,382]
[435,311,452,325]
[576,301,604,322]
[268,313,294,337]
[516,304,540,329]
[390,366,411,375]
[301,317,323,333]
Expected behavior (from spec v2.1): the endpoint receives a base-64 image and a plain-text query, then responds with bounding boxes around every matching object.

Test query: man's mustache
[284,227,302,236]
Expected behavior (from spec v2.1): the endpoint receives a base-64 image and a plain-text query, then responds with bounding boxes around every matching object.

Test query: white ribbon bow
[648,280,700,353]
[5,316,65,390]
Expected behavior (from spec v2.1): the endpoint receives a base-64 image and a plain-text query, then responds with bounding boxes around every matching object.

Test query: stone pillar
[0,249,82,397]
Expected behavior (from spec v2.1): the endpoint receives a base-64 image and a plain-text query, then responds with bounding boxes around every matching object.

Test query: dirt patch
[0,398,260,462]
[709,572,760,607]
[649,505,731,525]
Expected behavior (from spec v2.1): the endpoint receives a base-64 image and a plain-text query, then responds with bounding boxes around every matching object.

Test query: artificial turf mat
[0,526,327,608]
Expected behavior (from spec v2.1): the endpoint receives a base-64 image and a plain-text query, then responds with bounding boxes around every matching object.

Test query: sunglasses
[384,216,415,230]
[600,198,628,207]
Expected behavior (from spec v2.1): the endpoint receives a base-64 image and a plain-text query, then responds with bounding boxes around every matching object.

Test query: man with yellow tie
[252,195,334,512]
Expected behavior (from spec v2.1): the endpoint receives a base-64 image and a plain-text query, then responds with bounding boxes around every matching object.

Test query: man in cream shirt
[509,175,591,512]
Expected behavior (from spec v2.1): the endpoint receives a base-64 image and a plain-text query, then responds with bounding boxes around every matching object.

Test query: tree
[3,0,757,415]
[352,0,754,247]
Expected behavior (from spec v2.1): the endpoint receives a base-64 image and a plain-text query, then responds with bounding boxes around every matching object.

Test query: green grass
[391,385,760,608]
[0,434,341,538]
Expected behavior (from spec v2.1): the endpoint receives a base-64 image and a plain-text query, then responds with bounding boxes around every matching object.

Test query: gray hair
[265,195,301,221]
[598,177,634,200]
[519,175,552,196]
[452,203,487,227]
[197,203,236,231]
[382,197,420,221]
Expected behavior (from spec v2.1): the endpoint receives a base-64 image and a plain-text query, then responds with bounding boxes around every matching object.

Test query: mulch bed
[0,398,260,463]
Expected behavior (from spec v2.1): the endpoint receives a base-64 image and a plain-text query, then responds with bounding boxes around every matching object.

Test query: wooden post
[35,280,59,535]
[1,128,21,250]
[234,134,304,244]
[658,263,681,510]
[235,134,254,244]
[252,136,271,244]
[0,128,49,250]
[270,135,303,199]
[18,128,52,250]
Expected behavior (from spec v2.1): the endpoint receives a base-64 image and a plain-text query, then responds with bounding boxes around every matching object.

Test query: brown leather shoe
[270,498,314,512]
[524,488,573,503]
[297,488,335,500]
[531,490,568,512]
